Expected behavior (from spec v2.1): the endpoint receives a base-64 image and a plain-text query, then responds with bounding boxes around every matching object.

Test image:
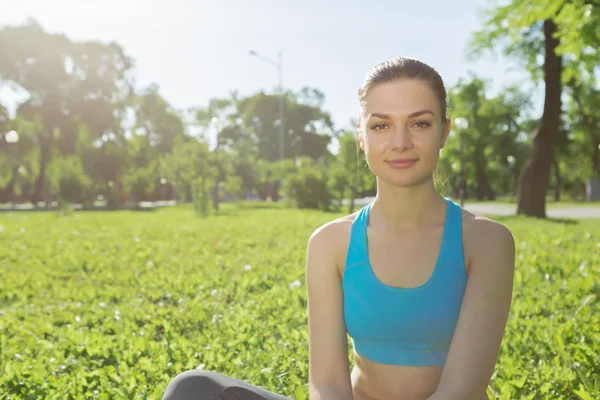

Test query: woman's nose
[390,125,413,150]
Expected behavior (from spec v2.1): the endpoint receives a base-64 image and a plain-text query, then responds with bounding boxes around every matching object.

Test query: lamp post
[249,49,284,160]
[453,117,469,207]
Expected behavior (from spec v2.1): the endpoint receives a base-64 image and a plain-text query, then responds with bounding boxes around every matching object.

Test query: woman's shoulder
[460,207,514,243]
[460,206,516,274]
[308,205,366,244]
[306,209,362,276]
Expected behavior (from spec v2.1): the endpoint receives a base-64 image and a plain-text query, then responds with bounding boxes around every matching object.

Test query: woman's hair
[357,56,449,121]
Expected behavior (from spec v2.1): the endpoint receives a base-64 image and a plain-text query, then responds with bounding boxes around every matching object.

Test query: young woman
[162,56,515,400]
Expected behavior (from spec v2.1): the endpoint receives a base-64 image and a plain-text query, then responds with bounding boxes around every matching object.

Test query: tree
[0,20,72,203]
[0,116,39,202]
[444,74,533,201]
[161,138,217,208]
[0,20,135,205]
[236,89,334,162]
[332,132,372,214]
[469,0,600,216]
[133,83,184,154]
[566,75,600,178]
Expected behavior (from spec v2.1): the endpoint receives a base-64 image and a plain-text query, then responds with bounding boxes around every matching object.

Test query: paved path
[463,203,600,219]
[349,198,600,219]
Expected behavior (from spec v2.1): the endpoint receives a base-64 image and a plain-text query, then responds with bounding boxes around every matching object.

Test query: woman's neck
[370,177,447,232]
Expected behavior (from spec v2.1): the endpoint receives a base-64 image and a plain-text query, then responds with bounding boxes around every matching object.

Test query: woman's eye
[371,123,389,130]
[413,121,431,129]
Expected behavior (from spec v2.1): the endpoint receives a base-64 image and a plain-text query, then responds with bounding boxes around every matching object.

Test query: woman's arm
[306,223,354,400]
[428,218,515,400]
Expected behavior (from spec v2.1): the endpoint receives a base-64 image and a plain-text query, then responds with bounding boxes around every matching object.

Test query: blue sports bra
[342,197,468,366]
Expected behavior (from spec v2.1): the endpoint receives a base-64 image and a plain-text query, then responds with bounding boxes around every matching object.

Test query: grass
[0,204,599,399]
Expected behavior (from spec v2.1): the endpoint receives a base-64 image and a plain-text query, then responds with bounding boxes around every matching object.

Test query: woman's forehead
[363,80,440,116]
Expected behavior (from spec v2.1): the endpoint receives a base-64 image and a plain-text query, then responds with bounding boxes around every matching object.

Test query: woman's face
[358,79,451,188]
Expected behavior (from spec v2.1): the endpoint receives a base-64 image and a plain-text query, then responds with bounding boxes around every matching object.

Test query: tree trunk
[0,165,19,203]
[517,19,562,218]
[213,179,220,213]
[474,152,494,200]
[553,157,561,202]
[347,186,357,215]
[270,180,281,202]
[33,133,53,206]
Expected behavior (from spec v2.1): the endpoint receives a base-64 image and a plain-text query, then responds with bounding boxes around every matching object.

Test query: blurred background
[2,2,600,399]
[2,0,598,218]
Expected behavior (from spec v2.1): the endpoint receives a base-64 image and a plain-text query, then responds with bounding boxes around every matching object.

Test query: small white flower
[210,289,218,296]
[134,237,140,243]
[98,302,106,309]
[146,261,154,267]
[75,316,81,322]
[197,363,206,370]
[289,280,302,290]
[244,264,252,271]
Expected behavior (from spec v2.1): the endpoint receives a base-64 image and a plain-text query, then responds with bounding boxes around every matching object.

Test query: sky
[0,0,538,148]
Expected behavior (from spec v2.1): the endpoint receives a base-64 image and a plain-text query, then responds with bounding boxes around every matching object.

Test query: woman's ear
[440,118,451,149]
[357,121,365,151]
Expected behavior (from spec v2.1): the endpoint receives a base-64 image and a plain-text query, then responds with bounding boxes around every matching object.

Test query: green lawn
[1,205,598,399]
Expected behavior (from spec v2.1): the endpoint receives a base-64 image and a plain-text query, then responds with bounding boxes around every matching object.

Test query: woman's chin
[378,171,432,189]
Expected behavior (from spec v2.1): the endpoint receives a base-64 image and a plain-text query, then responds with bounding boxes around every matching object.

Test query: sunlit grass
[0,205,598,399]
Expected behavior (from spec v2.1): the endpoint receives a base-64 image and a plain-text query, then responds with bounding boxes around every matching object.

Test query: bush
[283,166,331,211]
[46,156,92,204]
[192,178,211,217]
[123,164,157,203]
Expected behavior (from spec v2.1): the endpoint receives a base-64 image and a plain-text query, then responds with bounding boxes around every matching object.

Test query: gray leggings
[162,370,293,400]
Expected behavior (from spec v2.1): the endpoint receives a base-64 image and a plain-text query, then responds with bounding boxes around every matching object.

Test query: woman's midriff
[350,353,443,400]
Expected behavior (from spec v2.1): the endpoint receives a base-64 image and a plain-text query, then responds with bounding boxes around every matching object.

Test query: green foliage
[162,139,217,204]
[283,160,331,211]
[224,175,244,202]
[192,178,211,217]
[441,74,534,200]
[468,0,600,80]
[328,132,374,213]
[123,163,158,203]
[0,208,599,398]
[235,90,334,162]
[46,155,92,204]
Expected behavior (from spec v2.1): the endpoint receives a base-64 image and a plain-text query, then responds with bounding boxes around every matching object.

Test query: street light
[249,49,284,160]
[453,117,469,206]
